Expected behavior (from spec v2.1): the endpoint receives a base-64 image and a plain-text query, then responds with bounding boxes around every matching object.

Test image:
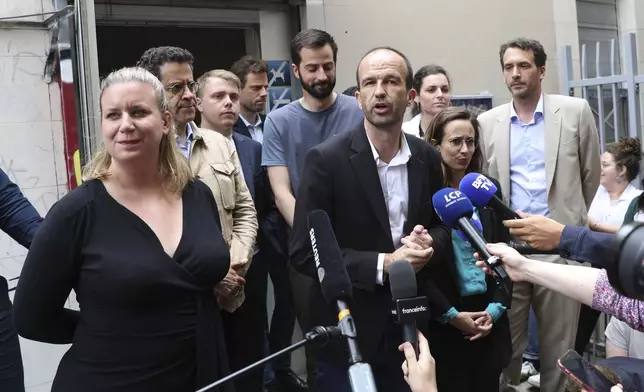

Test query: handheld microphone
[458,173,521,220]
[389,260,429,357]
[307,209,378,391]
[509,241,560,255]
[432,189,511,301]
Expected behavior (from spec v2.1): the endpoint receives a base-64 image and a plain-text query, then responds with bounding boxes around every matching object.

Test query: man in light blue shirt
[478,38,600,392]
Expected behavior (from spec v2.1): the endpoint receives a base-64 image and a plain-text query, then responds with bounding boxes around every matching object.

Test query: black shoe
[275,370,308,392]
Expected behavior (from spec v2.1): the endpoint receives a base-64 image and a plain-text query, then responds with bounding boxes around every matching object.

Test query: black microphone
[307,209,378,391]
[389,260,429,357]
[458,173,521,220]
[509,241,560,255]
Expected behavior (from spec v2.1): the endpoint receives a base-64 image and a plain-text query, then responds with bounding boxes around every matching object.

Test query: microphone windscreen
[389,260,417,300]
[458,173,498,208]
[432,188,474,229]
[307,209,353,303]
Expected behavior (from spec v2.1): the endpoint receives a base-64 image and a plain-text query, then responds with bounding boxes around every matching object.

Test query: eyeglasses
[166,81,198,95]
[447,137,477,151]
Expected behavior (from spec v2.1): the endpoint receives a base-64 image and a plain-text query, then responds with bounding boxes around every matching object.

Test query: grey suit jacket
[477,94,601,228]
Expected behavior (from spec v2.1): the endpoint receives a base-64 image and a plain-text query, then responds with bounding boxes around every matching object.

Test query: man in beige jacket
[137,46,258,312]
[478,38,600,392]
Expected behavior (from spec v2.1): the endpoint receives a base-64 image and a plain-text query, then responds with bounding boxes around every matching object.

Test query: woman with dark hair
[422,107,512,392]
[588,137,642,233]
[575,137,642,359]
[402,65,451,138]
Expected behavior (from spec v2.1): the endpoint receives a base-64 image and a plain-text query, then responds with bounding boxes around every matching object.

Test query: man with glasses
[137,47,258,315]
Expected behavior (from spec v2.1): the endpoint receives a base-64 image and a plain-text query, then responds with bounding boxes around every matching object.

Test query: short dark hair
[355,47,414,91]
[607,137,642,182]
[342,86,358,96]
[424,106,485,187]
[290,29,338,66]
[412,65,451,116]
[499,38,547,68]
[136,46,194,80]
[230,55,268,88]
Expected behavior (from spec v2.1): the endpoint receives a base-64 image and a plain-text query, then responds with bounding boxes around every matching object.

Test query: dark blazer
[233,114,265,140]
[232,132,287,256]
[290,125,452,364]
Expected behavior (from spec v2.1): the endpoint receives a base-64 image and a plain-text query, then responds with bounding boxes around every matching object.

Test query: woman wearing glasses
[422,107,512,392]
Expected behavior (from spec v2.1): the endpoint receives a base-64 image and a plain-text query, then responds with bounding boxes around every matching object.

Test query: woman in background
[422,107,512,392]
[403,65,451,138]
[576,137,642,356]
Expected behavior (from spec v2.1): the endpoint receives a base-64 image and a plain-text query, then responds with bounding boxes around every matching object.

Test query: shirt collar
[599,183,642,201]
[510,93,544,122]
[367,131,412,165]
[176,122,195,142]
[239,114,262,128]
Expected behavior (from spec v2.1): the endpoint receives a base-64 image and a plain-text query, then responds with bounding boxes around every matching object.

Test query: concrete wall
[302,0,579,109]
[0,0,69,390]
[617,0,644,138]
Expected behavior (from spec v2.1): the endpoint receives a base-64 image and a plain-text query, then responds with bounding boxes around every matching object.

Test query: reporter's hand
[474,243,530,282]
[503,211,564,251]
[399,332,437,392]
[214,268,246,298]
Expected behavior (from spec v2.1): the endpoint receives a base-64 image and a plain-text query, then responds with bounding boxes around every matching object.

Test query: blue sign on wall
[267,60,291,88]
[268,87,292,111]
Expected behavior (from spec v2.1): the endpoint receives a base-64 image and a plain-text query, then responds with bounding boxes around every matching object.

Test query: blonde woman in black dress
[13,67,234,392]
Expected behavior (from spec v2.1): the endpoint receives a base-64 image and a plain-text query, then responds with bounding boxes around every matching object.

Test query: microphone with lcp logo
[389,260,429,358]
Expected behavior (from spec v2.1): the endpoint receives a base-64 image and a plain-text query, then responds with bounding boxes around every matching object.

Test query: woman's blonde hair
[82,67,193,194]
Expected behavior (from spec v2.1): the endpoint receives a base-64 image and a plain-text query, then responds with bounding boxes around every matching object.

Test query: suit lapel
[232,134,254,195]
[233,118,251,138]
[349,128,392,242]
[493,113,512,202]
[544,95,561,193]
[405,136,422,234]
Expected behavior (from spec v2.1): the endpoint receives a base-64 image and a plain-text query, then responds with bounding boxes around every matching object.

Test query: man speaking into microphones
[290,46,453,392]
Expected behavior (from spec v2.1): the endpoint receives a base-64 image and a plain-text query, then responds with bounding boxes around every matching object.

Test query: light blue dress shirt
[509,94,550,217]
[176,123,195,159]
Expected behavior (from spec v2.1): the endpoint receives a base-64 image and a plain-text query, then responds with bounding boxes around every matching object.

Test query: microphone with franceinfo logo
[432,188,511,302]
[389,260,429,358]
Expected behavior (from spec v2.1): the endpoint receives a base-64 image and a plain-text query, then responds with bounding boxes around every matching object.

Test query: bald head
[355,47,415,130]
[355,47,413,91]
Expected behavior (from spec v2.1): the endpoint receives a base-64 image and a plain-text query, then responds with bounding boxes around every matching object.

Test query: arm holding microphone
[502,212,616,266]
[475,243,644,332]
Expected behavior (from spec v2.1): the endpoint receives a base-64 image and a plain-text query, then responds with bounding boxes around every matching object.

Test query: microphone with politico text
[307,209,378,392]
[389,260,429,357]
[432,188,511,302]
[458,173,521,220]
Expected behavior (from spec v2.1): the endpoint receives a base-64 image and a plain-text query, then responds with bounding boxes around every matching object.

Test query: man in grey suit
[477,38,601,392]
